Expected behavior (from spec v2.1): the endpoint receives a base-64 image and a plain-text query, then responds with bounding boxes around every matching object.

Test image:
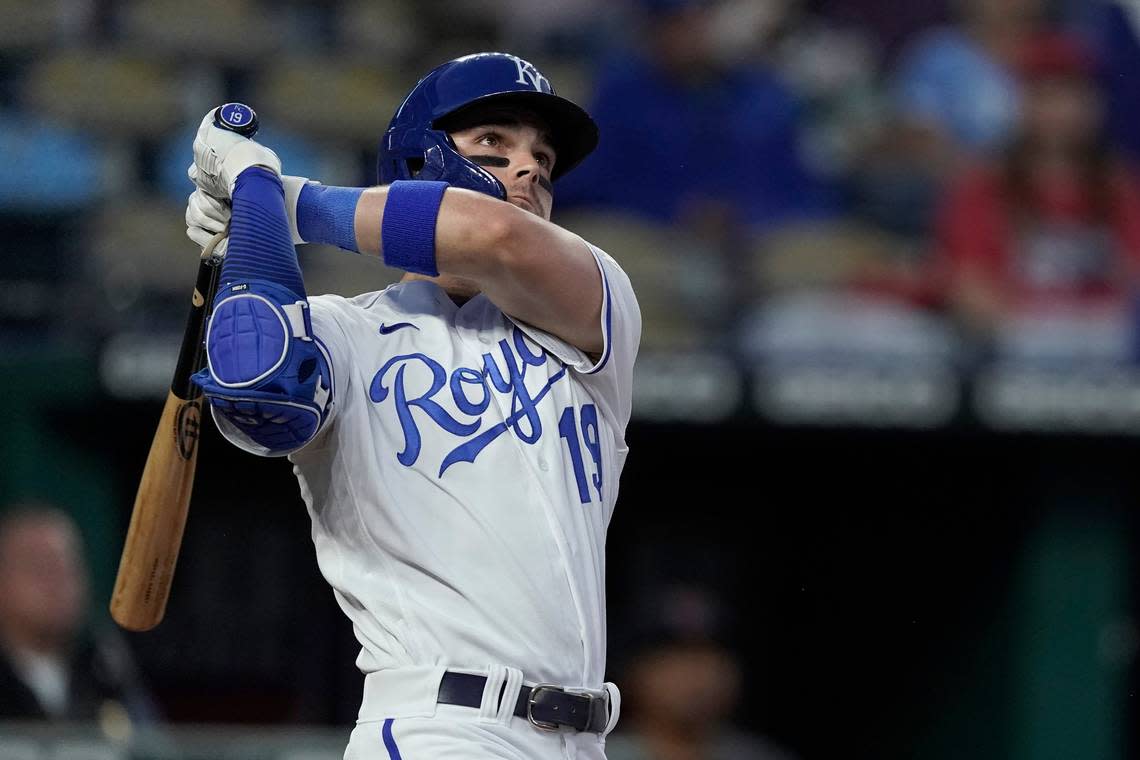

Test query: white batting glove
[188,109,281,198]
[185,177,316,250]
[185,188,230,255]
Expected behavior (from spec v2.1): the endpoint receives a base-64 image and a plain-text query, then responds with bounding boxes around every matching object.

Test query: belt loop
[496,666,524,726]
[478,665,508,721]
[602,682,622,736]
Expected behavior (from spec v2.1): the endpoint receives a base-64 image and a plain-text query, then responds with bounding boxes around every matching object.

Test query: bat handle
[201,228,228,266]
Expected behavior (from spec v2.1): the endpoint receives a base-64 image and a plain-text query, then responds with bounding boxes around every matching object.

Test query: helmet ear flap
[378,129,504,199]
[416,131,506,200]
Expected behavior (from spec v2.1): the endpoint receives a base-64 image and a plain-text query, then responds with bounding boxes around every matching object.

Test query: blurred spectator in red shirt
[937,32,1140,336]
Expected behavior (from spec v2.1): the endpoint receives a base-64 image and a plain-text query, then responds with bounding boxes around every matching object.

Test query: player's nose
[513,157,542,183]
[505,142,554,198]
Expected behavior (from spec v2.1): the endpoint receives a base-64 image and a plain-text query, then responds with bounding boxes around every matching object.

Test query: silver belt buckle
[528,684,608,732]
[527,683,565,731]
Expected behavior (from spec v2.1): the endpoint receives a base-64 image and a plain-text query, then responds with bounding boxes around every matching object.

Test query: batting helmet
[378,52,599,199]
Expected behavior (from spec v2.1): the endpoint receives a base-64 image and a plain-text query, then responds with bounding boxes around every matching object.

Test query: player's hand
[188,108,281,198]
[186,177,315,249]
[185,188,230,255]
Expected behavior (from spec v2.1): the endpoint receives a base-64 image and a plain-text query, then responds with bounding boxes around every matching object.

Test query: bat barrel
[110,388,200,631]
[111,231,227,630]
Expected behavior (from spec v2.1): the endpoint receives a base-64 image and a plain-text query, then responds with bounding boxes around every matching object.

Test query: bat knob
[213,103,259,137]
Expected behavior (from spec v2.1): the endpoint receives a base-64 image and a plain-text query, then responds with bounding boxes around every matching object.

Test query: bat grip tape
[172,255,222,399]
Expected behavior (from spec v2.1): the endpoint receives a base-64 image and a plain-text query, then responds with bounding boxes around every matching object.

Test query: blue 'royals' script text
[369,326,568,477]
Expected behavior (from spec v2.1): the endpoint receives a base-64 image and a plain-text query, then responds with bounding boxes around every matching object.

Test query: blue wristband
[296,183,365,252]
[381,180,448,277]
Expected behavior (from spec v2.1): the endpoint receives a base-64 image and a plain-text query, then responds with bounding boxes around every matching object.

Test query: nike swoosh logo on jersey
[379,322,419,335]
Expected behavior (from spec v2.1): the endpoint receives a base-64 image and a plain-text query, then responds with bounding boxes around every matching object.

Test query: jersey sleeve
[209,293,352,457]
[507,242,642,429]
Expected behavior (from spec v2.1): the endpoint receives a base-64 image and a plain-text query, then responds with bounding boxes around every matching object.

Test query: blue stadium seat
[0,110,101,211]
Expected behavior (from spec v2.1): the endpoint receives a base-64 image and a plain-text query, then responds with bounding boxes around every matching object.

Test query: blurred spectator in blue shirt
[892,9,1026,154]
[556,0,837,232]
[854,0,1047,237]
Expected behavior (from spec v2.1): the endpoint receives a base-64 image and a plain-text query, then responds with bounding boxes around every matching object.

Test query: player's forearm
[297,183,506,274]
[193,167,333,455]
[351,185,517,276]
[224,167,307,296]
[303,181,562,280]
[352,185,604,351]
[294,179,603,351]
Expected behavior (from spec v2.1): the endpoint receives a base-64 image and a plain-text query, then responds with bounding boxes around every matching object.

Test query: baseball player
[183,53,640,759]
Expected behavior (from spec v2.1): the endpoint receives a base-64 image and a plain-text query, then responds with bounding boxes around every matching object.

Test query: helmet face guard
[378,53,599,197]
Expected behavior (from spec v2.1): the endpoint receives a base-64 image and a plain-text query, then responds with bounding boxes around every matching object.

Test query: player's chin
[508,195,550,220]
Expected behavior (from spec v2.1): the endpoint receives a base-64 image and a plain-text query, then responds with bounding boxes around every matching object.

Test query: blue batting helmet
[378,52,599,199]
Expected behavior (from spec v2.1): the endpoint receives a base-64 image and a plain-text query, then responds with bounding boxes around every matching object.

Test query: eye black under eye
[469,155,510,168]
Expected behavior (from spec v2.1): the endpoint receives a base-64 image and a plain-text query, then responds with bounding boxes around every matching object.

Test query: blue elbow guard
[192,279,333,454]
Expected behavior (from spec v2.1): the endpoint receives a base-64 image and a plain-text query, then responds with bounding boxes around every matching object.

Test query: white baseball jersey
[213,242,639,695]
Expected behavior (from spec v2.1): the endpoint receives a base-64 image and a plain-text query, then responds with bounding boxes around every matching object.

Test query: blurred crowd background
[2,0,1139,758]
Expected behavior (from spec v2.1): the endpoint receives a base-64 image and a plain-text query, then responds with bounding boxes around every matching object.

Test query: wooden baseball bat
[110,232,225,631]
[110,103,259,631]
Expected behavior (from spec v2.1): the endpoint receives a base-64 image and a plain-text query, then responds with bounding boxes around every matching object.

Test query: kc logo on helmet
[511,56,551,93]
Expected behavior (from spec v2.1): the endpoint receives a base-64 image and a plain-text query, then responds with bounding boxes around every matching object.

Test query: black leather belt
[437,671,609,733]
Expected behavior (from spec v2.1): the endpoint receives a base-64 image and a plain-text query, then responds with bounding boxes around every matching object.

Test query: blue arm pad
[191,279,333,455]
